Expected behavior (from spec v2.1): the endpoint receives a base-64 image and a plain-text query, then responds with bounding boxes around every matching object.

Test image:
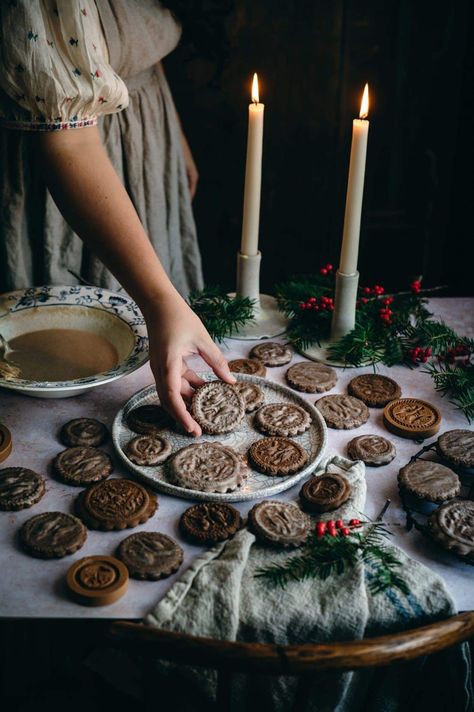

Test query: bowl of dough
[0,285,149,398]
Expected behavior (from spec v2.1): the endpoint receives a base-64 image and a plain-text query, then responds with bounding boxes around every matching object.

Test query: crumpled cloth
[146,456,473,712]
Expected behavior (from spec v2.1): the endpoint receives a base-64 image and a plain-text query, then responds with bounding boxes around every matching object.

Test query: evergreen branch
[188,286,256,342]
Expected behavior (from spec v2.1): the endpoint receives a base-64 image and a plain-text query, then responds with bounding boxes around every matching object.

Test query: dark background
[165,0,473,295]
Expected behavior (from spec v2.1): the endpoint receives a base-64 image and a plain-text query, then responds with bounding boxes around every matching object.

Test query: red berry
[328,528,337,537]
[328,304,334,310]
[421,355,428,363]
[320,268,328,276]
[364,287,371,294]
[316,522,327,536]
[335,519,344,529]
[325,264,333,271]
[327,519,335,528]
[300,303,307,309]
[349,519,361,527]
[313,304,320,311]
[308,297,316,304]
[425,347,432,357]
[360,297,368,304]
[341,527,351,537]
[320,302,327,310]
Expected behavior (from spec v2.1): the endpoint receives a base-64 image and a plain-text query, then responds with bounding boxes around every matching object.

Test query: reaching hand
[143,292,235,436]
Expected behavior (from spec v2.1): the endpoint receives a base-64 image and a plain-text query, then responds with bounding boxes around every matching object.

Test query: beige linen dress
[0,0,204,296]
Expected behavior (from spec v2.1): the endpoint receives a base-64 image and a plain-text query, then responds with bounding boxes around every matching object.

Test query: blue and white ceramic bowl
[0,285,149,398]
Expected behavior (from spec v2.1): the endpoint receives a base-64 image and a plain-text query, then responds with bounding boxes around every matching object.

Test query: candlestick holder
[300,270,370,366]
[228,251,288,340]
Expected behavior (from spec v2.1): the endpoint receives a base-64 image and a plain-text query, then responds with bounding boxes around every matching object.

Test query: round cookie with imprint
[437,430,474,469]
[127,404,173,434]
[234,381,265,413]
[191,381,245,434]
[383,398,441,440]
[66,555,129,606]
[248,436,308,476]
[249,342,293,367]
[76,478,157,530]
[53,446,113,486]
[0,467,46,511]
[60,418,108,447]
[180,502,242,544]
[315,394,369,429]
[118,532,183,580]
[348,374,401,408]
[125,434,172,466]
[168,442,247,493]
[429,500,474,563]
[254,402,311,437]
[248,500,311,547]
[347,434,396,467]
[299,472,351,513]
[20,511,87,559]
[228,358,266,378]
[398,460,460,503]
[286,362,337,393]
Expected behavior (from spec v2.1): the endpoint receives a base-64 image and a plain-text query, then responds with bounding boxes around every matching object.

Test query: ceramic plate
[112,373,328,502]
[0,285,148,398]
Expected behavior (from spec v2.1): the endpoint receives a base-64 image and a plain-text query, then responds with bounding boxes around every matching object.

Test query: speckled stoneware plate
[112,373,328,503]
[0,285,148,398]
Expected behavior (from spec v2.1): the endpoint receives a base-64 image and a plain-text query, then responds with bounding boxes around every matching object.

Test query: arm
[39,126,234,435]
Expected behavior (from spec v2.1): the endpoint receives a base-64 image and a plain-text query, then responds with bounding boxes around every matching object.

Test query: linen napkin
[146,456,472,712]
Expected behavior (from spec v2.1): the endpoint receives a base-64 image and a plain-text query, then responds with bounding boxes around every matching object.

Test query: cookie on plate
[299,473,351,513]
[127,404,173,434]
[254,403,311,437]
[228,358,266,378]
[0,467,46,511]
[234,381,265,413]
[398,460,460,503]
[117,532,183,580]
[248,500,311,547]
[315,394,369,429]
[286,362,337,393]
[52,446,113,486]
[76,478,158,530]
[191,381,245,434]
[248,436,308,476]
[20,511,87,559]
[125,434,172,466]
[348,374,401,408]
[249,342,292,367]
[168,442,247,493]
[180,502,242,544]
[347,434,396,467]
[60,418,108,447]
[429,500,474,563]
[437,430,474,469]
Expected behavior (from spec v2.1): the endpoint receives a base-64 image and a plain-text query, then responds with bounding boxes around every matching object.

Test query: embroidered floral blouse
[0,0,129,131]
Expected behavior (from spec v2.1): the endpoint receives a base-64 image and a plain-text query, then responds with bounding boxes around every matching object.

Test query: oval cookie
[60,418,108,447]
[254,403,311,437]
[180,502,242,544]
[117,532,183,581]
[125,434,172,466]
[191,381,245,434]
[76,478,157,530]
[437,430,474,469]
[234,381,265,413]
[347,434,396,467]
[127,404,173,434]
[315,394,369,429]
[52,446,113,486]
[348,374,401,407]
[249,342,292,366]
[429,500,474,563]
[228,358,266,377]
[20,511,87,559]
[286,362,337,393]
[299,473,351,513]
[168,442,247,493]
[398,460,460,503]
[248,500,311,547]
[383,398,441,439]
[0,467,46,511]
[67,555,128,605]
[248,437,308,476]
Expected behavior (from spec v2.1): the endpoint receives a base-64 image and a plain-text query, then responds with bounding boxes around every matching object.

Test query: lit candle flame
[359,83,369,119]
[252,73,259,104]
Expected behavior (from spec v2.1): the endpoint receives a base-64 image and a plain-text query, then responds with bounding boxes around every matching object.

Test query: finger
[198,341,236,384]
[158,357,202,436]
[180,378,194,401]
[183,368,205,389]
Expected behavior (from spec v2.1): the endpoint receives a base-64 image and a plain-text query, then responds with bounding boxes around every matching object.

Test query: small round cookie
[20,511,87,559]
[286,362,337,393]
[127,404,173,434]
[437,430,474,469]
[429,500,474,563]
[249,342,293,367]
[315,395,369,429]
[228,358,266,378]
[125,434,172,466]
[191,381,245,434]
[348,374,401,408]
[66,556,129,606]
[76,478,158,530]
[347,434,396,467]
[60,418,108,447]
[0,467,46,511]
[180,502,242,544]
[52,446,113,486]
[254,403,311,437]
[248,436,308,476]
[299,473,351,513]
[383,398,441,440]
[398,460,461,503]
[168,442,246,493]
[248,500,311,547]
[234,381,265,413]
[117,532,183,581]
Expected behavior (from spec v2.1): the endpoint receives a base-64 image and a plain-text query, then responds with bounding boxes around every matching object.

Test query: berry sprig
[315,518,361,538]
[410,277,422,294]
[299,295,334,312]
[408,345,432,364]
[319,263,334,277]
